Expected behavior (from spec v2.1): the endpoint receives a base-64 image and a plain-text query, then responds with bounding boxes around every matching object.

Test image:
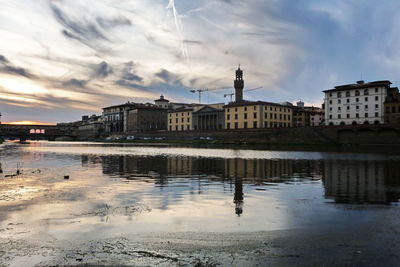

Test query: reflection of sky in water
[0,141,399,241]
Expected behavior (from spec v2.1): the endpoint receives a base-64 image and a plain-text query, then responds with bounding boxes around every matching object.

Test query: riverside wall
[116,124,400,145]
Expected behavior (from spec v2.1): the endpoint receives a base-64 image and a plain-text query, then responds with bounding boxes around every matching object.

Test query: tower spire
[234,66,244,102]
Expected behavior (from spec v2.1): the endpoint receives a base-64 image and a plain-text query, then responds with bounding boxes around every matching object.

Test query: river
[1,141,400,266]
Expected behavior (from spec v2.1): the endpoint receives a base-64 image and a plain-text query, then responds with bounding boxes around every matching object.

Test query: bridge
[0,124,77,141]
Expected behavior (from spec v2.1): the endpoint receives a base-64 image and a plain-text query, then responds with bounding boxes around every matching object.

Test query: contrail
[167,0,189,63]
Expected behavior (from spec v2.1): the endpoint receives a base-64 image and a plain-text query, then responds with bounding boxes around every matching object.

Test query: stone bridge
[0,124,77,141]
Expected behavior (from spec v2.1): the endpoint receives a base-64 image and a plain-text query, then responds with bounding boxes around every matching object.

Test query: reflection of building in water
[101,155,324,214]
[323,160,400,204]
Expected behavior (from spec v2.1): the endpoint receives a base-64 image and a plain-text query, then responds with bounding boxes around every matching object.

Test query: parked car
[126,136,136,140]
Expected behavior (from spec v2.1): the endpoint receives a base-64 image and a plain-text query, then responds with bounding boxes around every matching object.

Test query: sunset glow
[3,121,56,125]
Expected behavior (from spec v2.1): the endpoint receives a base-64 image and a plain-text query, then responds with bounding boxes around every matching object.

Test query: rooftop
[323,80,392,93]
[224,100,291,108]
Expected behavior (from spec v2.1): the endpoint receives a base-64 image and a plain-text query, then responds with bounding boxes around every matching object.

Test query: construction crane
[224,86,263,102]
[190,86,231,104]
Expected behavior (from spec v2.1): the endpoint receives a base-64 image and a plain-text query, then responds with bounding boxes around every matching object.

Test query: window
[346,91,350,97]
[187,112,190,115]
[227,123,230,129]
[338,99,341,104]
[288,115,291,120]
[254,106,257,110]
[270,113,273,119]
[274,114,277,119]
[169,119,172,123]
[181,125,184,131]
[244,122,248,129]
[356,98,359,102]
[235,114,238,120]
[235,122,238,129]
[176,118,178,123]
[347,106,350,110]
[265,113,268,119]
[375,88,379,93]
[364,89,369,95]
[375,104,379,109]
[329,107,332,111]
[356,113,359,118]
[347,114,350,118]
[253,112,257,119]
[279,114,282,120]
[187,125,190,130]
[375,96,379,101]
[365,97,368,101]
[338,92,342,98]
[227,114,230,120]
[355,90,360,96]
[329,115,332,119]
[329,93,332,97]
[329,100,332,104]
[235,108,238,112]
[365,113,368,118]
[175,125,178,131]
[244,113,247,119]
[347,99,350,103]
[365,105,368,109]
[338,114,341,119]
[284,114,286,120]
[181,118,184,123]
[338,107,341,111]
[253,121,257,128]
[244,107,247,111]
[187,118,190,122]
[375,112,378,117]
[356,105,359,110]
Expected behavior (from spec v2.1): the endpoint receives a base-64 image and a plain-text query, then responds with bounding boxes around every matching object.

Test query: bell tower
[234,65,244,102]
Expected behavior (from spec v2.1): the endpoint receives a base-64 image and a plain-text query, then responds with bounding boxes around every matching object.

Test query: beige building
[224,101,293,129]
[168,107,194,131]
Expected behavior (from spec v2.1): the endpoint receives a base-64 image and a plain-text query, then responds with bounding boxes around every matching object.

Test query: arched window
[340,121,345,125]
[363,121,370,125]
[355,90,360,96]
[351,121,357,125]
[40,129,45,134]
[35,129,41,134]
[346,91,350,97]
[30,129,35,134]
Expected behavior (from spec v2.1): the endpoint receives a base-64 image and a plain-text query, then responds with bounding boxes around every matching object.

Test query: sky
[1,0,400,123]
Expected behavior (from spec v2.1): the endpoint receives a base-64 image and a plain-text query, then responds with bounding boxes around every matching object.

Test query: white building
[323,80,391,125]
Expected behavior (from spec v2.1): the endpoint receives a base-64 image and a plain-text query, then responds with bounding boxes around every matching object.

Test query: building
[154,95,170,109]
[308,107,325,126]
[102,102,137,133]
[224,101,292,129]
[384,87,400,124]
[323,80,390,125]
[192,104,225,130]
[77,114,103,139]
[168,106,194,131]
[126,106,167,132]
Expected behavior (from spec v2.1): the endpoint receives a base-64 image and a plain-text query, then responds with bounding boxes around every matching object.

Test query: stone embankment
[98,124,400,146]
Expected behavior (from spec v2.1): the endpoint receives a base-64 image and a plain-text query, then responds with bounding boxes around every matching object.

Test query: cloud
[0,55,36,79]
[94,61,113,78]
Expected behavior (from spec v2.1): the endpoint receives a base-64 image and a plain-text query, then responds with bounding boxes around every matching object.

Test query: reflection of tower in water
[234,176,243,216]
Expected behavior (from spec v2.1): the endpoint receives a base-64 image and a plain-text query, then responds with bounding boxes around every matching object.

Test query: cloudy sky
[1,0,400,123]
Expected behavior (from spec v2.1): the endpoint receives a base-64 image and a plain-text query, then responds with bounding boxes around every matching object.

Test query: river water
[1,141,400,266]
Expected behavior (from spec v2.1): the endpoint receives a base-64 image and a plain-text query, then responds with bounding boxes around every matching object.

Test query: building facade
[384,87,400,124]
[103,102,137,133]
[324,80,390,125]
[224,101,292,129]
[192,104,225,130]
[126,106,167,132]
[168,107,194,131]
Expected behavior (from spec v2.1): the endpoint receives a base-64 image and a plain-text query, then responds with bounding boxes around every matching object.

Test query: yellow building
[168,107,194,131]
[224,101,292,129]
